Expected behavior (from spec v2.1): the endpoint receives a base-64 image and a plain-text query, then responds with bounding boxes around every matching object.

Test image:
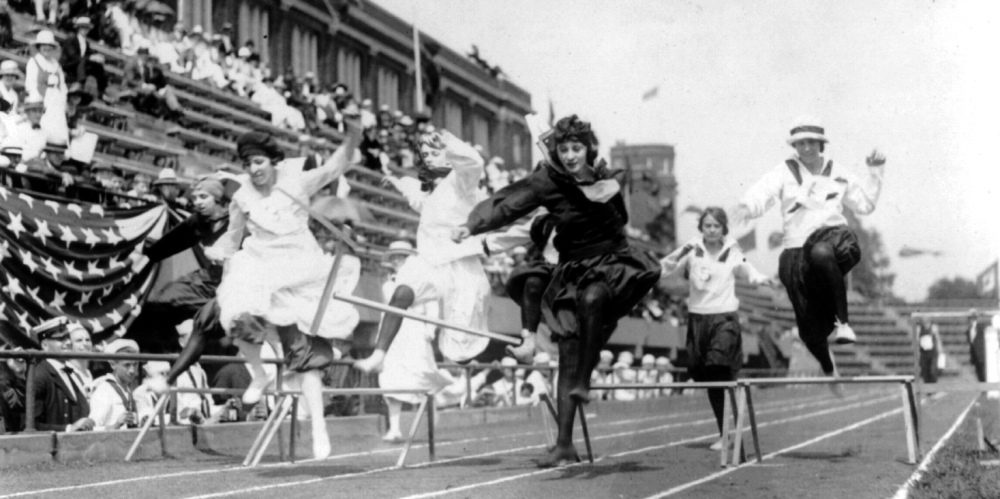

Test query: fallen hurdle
[125,387,436,469]
[546,381,753,468]
[733,375,921,465]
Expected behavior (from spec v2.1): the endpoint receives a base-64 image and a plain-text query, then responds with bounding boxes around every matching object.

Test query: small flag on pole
[736,228,757,252]
[977,260,999,299]
[682,205,703,216]
[898,246,944,258]
[642,86,659,101]
[548,99,555,127]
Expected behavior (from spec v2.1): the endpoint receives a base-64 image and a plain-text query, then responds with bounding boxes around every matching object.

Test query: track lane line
[1,388,868,498]
[888,396,978,499]
[642,392,950,499]
[392,392,903,499]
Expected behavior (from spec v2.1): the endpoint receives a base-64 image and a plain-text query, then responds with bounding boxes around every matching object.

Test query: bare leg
[354,286,415,373]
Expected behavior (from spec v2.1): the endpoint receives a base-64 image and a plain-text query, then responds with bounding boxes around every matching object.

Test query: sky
[373,0,1000,302]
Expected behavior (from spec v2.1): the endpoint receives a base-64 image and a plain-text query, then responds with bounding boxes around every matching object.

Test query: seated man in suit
[31,319,94,432]
[123,46,181,119]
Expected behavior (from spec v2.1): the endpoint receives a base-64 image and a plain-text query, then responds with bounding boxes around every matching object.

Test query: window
[511,132,522,166]
[444,100,463,137]
[292,27,317,77]
[338,49,362,96]
[472,113,490,155]
[184,0,213,32]
[238,1,269,64]
[377,67,399,111]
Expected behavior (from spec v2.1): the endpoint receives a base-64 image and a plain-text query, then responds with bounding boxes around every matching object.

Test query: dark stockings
[165,327,207,385]
[804,339,836,375]
[806,242,850,327]
[691,366,735,435]
[570,282,614,401]
[543,339,581,465]
[520,275,547,333]
[375,285,415,352]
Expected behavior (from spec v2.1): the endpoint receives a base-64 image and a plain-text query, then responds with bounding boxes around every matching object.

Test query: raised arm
[843,150,885,216]
[735,255,772,285]
[213,197,247,261]
[439,130,484,194]
[301,119,363,197]
[464,171,547,236]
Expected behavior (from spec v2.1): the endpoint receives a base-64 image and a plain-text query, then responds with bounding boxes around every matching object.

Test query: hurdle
[549,381,752,468]
[732,375,921,465]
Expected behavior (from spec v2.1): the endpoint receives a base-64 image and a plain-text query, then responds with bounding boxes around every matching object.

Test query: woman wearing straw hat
[0,60,22,113]
[25,30,69,143]
[732,117,885,390]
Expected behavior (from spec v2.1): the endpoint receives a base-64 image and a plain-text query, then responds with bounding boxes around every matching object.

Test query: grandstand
[736,280,990,377]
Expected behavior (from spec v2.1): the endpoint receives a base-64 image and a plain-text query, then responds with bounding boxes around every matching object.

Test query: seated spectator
[0,138,23,171]
[172,320,217,424]
[655,356,674,396]
[13,96,48,162]
[26,30,69,143]
[0,4,11,49]
[490,357,518,407]
[61,17,108,101]
[134,361,170,426]
[152,167,188,208]
[31,319,94,432]
[66,82,93,136]
[68,322,96,398]
[88,339,140,431]
[190,33,228,89]
[0,60,21,115]
[0,344,27,433]
[24,137,79,190]
[636,354,657,399]
[124,46,181,119]
[126,172,155,199]
[152,24,189,75]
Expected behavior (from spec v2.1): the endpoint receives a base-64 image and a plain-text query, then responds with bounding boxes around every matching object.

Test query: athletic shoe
[710,437,725,451]
[832,321,857,345]
[505,332,536,365]
[242,372,275,405]
[382,431,404,443]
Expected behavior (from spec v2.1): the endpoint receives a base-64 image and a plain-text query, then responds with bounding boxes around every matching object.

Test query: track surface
[1,386,975,499]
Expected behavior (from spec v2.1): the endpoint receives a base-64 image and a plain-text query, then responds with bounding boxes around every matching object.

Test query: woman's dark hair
[548,115,598,167]
[697,206,729,236]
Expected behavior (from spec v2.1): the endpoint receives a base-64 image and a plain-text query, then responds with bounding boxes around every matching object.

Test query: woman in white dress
[376,240,454,442]
[24,30,68,143]
[211,121,361,459]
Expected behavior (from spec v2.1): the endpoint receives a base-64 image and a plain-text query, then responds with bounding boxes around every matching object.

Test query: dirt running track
[0,385,976,499]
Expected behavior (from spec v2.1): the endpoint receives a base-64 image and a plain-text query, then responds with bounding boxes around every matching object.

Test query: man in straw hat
[87,339,141,431]
[732,116,886,392]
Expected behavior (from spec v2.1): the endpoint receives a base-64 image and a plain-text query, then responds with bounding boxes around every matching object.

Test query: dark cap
[236,131,284,162]
[33,317,69,341]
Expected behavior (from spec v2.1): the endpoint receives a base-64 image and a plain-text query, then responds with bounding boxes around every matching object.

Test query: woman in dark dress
[456,115,661,467]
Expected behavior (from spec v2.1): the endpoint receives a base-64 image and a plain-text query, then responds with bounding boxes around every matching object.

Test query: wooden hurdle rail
[733,375,921,465]
[125,387,436,469]
[559,381,754,468]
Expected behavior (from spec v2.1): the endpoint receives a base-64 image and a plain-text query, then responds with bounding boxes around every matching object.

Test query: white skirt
[217,232,360,339]
[378,300,454,405]
[394,254,491,361]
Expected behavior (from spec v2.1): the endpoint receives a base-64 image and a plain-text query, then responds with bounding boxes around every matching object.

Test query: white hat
[512,246,527,256]
[175,319,193,336]
[144,361,170,375]
[32,30,58,47]
[73,17,94,28]
[655,356,670,367]
[532,352,551,365]
[237,47,250,58]
[0,60,21,77]
[617,351,634,363]
[786,116,828,145]
[612,361,629,370]
[500,357,517,367]
[104,338,140,354]
[153,167,179,185]
[599,350,613,362]
[641,354,655,366]
[385,240,416,257]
